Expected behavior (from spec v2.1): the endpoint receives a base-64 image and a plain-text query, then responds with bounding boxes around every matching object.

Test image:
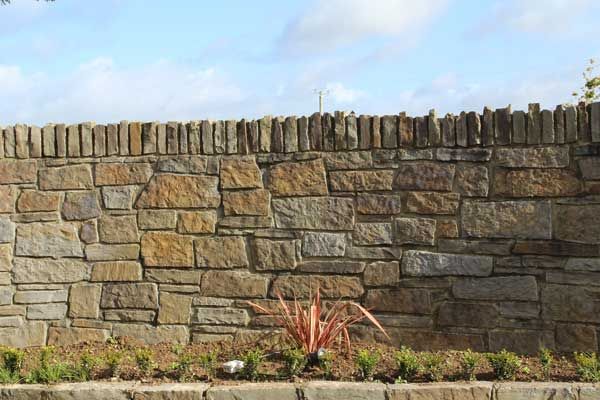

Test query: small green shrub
[421,352,445,382]
[1,347,25,375]
[355,349,380,381]
[282,348,307,377]
[0,367,20,384]
[104,350,124,378]
[460,349,481,381]
[487,349,521,381]
[395,346,420,383]
[574,352,600,383]
[25,347,73,384]
[539,347,553,381]
[241,348,263,381]
[72,352,100,381]
[198,351,218,380]
[171,352,195,382]
[318,351,334,379]
[134,348,155,376]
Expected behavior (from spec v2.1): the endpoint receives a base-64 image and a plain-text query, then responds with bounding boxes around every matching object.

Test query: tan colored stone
[13,258,88,283]
[223,189,270,216]
[220,157,263,189]
[85,244,140,261]
[177,211,217,233]
[39,165,93,190]
[98,215,139,243]
[395,217,436,245]
[91,261,142,281]
[136,174,220,208]
[0,186,16,213]
[394,162,455,191]
[15,222,84,258]
[0,160,37,184]
[270,275,364,299]
[437,219,459,238]
[0,244,11,272]
[48,327,108,346]
[353,223,393,245]
[364,261,399,286]
[273,197,354,230]
[101,283,159,309]
[17,190,60,212]
[0,216,15,243]
[330,170,394,191]
[254,239,296,270]
[145,269,202,284]
[495,169,582,197]
[157,292,192,324]
[355,193,402,215]
[0,321,46,347]
[104,310,156,322]
[195,236,248,268]
[141,232,194,267]
[201,270,268,298]
[456,165,489,197]
[69,283,102,319]
[406,192,459,214]
[496,146,569,168]
[138,210,177,230]
[95,162,153,185]
[268,159,327,196]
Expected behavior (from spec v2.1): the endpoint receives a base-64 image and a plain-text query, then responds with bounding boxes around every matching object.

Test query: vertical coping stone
[358,115,371,149]
[106,123,118,156]
[56,123,67,157]
[15,124,29,159]
[554,105,566,144]
[119,120,129,156]
[67,124,81,157]
[381,115,398,149]
[156,123,167,155]
[298,116,310,151]
[81,122,94,156]
[527,103,542,144]
[414,116,428,148]
[441,113,455,147]
[283,116,298,153]
[400,113,414,147]
[248,120,259,153]
[371,115,381,148]
[142,122,157,155]
[93,124,106,157]
[456,112,468,147]
[3,126,15,158]
[42,124,56,157]
[428,109,441,146]
[129,121,142,156]
[334,111,347,150]
[578,102,590,142]
[591,102,600,142]
[0,126,4,158]
[494,106,511,145]
[271,117,284,152]
[258,116,272,152]
[225,120,237,154]
[166,121,179,155]
[237,119,248,155]
[309,112,323,151]
[481,106,494,146]
[179,122,189,154]
[29,125,43,158]
[541,109,555,144]
[467,111,481,146]
[564,104,578,143]
[188,121,201,154]
[322,113,335,151]
[512,110,526,144]
[346,114,358,150]
[201,120,214,154]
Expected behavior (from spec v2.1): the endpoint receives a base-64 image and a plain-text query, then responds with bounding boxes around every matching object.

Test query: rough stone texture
[201,271,268,298]
[303,232,346,257]
[102,186,136,209]
[40,165,93,190]
[13,258,88,283]
[137,174,220,209]
[139,210,178,230]
[268,159,327,196]
[220,157,262,189]
[365,288,431,314]
[91,261,142,281]
[95,163,153,186]
[0,160,37,184]
[495,169,581,198]
[158,292,192,324]
[495,146,569,168]
[394,162,455,191]
[456,165,489,197]
[394,218,436,246]
[141,232,194,267]
[271,275,364,299]
[402,250,493,277]
[554,204,600,244]
[364,261,399,286]
[223,189,270,216]
[273,197,354,230]
[98,215,139,243]
[452,276,538,301]
[62,191,102,220]
[101,283,159,309]
[355,193,402,214]
[69,283,102,319]
[17,190,60,212]
[253,239,296,270]
[177,211,217,234]
[406,192,459,214]
[81,220,99,243]
[330,170,394,192]
[195,237,249,268]
[15,222,83,258]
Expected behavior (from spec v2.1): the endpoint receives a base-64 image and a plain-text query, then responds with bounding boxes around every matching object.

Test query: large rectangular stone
[495,146,569,168]
[39,165,93,190]
[401,250,493,277]
[461,201,552,239]
[330,170,394,191]
[365,288,431,314]
[253,238,296,270]
[14,290,68,304]
[394,162,455,191]
[273,197,354,230]
[192,307,249,325]
[270,275,363,299]
[101,283,158,309]
[554,204,600,244]
[141,232,194,267]
[268,159,327,196]
[438,302,498,328]
[201,271,268,298]
[136,174,220,208]
[452,276,538,301]
[27,303,67,320]
[195,236,249,268]
[15,222,83,257]
[13,258,89,283]
[542,284,600,323]
[91,261,142,281]
[85,244,140,261]
[0,160,37,184]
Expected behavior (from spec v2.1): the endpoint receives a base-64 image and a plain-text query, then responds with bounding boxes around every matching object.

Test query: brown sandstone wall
[0,101,599,352]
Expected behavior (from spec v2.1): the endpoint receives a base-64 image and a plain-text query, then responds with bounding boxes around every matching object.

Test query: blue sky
[0,0,599,124]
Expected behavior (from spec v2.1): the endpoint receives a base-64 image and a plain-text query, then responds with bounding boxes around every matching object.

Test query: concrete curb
[0,381,598,400]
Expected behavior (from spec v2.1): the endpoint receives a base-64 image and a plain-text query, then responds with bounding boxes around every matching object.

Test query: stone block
[438,302,498,328]
[0,186,16,213]
[104,310,155,322]
[495,169,581,197]
[177,211,217,234]
[302,232,345,257]
[201,271,268,298]
[141,232,194,267]
[401,250,493,277]
[0,216,15,243]
[556,323,598,352]
[95,162,153,186]
[489,330,547,354]
[192,307,249,325]
[579,157,600,180]
[302,382,386,400]
[158,292,192,324]
[268,159,327,196]
[14,290,67,304]
[0,160,37,184]
[456,165,489,197]
[220,157,262,189]
[91,261,142,281]
[13,258,88,283]
[554,204,600,244]
[0,321,46,347]
[452,276,538,301]
[0,244,11,272]
[27,303,67,320]
[222,189,270,216]
[15,222,83,257]
[80,220,99,243]
[86,244,140,261]
[394,217,436,245]
[253,239,296,270]
[345,246,402,260]
[297,261,365,274]
[353,223,393,245]
[69,283,102,319]
[136,174,220,209]
[62,191,101,220]
[102,186,137,209]
[39,164,93,190]
[138,210,177,230]
[365,288,431,314]
[436,148,492,162]
[48,327,109,346]
[270,275,363,299]
[355,193,402,214]
[98,215,139,243]
[146,269,201,284]
[207,383,298,400]
[195,236,249,268]
[101,283,159,309]
[495,146,569,168]
[330,170,394,191]
[387,382,493,400]
[394,162,455,191]
[406,192,459,214]
[273,197,354,230]
[542,284,600,323]
[364,261,399,286]
[324,151,372,170]
[17,190,60,212]
[156,155,207,174]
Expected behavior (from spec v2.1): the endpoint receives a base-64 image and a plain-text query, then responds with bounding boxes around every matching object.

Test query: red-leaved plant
[247,288,389,355]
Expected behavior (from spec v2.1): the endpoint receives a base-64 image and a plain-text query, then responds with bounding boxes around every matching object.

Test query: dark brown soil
[14,338,581,384]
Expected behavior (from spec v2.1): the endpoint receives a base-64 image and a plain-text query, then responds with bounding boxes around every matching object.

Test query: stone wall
[0,101,599,352]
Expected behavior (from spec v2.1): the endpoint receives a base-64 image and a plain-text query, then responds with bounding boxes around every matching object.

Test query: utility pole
[314,89,329,114]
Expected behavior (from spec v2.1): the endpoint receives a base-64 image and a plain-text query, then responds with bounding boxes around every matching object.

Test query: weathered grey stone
[353,223,393,245]
[192,307,248,325]
[40,164,93,190]
[86,244,140,261]
[201,271,268,298]
[364,261,399,286]
[69,283,102,319]
[271,275,363,299]
[158,292,192,324]
[15,222,83,258]
[0,216,15,243]
[355,193,402,215]
[542,284,600,323]
[297,261,365,274]
[554,204,600,244]
[365,288,431,314]
[195,236,249,268]
[14,290,67,304]
[565,258,600,272]
[453,276,538,301]
[113,324,188,344]
[268,158,327,196]
[142,232,194,267]
[156,155,207,174]
[0,287,12,305]
[137,174,220,209]
[0,320,46,347]
[62,191,101,220]
[401,250,493,277]
[324,151,372,170]
[253,239,296,270]
[556,323,597,352]
[461,201,552,239]
[146,269,202,284]
[496,382,576,400]
[102,186,136,209]
[436,148,492,162]
[13,258,88,283]
[138,210,178,230]
[273,197,354,230]
[98,215,139,243]
[406,192,459,214]
[387,382,493,400]
[496,146,569,168]
[498,302,540,319]
[394,162,455,191]
[438,302,498,328]
[27,303,67,320]
[207,383,298,400]
[302,232,345,256]
[101,283,158,309]
[394,218,436,245]
[579,157,600,180]
[438,239,513,255]
[303,382,386,400]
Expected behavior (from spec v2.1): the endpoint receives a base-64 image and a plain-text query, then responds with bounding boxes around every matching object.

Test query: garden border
[0,381,598,399]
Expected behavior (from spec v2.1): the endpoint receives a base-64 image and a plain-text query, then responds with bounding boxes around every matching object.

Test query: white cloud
[0,58,246,125]
[279,0,448,53]
[326,82,365,104]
